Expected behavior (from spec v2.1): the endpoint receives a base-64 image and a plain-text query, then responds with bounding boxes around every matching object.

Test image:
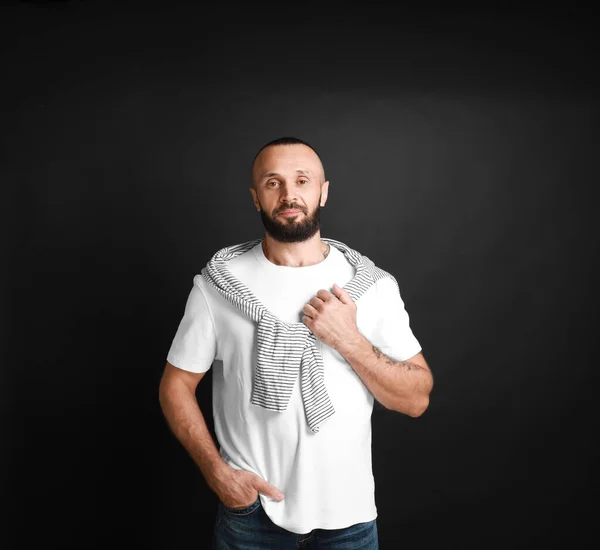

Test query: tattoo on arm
[372,345,424,371]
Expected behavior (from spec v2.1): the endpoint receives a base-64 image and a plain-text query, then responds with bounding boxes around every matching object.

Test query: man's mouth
[278,209,302,217]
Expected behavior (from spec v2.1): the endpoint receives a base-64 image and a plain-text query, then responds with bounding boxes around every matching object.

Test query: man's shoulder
[375,274,400,295]
[194,238,261,286]
[199,239,262,270]
[324,236,372,259]
[211,238,262,257]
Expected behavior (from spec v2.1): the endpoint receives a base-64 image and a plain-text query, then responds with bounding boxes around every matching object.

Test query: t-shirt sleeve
[370,276,422,361]
[166,280,218,373]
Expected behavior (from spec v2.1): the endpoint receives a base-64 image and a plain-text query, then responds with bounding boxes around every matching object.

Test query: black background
[2,1,598,548]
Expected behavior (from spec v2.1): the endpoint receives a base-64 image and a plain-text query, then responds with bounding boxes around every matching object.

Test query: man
[159,136,433,549]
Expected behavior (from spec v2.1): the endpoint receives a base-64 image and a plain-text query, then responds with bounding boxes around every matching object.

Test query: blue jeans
[213,496,378,549]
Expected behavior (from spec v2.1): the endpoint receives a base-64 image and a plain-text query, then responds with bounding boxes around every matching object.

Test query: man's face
[250,144,329,243]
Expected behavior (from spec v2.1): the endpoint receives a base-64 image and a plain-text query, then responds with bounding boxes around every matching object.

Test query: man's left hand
[302,284,361,352]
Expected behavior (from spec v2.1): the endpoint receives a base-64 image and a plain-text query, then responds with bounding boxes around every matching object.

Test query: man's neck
[262,234,330,267]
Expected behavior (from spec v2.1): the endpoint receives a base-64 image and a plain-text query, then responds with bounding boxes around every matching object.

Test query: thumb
[332,283,352,305]
[252,474,285,501]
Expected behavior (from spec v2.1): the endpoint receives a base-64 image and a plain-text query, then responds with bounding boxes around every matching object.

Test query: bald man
[159,136,433,549]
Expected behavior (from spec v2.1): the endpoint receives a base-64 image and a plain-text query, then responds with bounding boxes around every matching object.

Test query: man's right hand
[216,467,285,509]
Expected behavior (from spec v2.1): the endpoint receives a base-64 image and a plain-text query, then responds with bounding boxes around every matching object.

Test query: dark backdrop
[2,2,598,549]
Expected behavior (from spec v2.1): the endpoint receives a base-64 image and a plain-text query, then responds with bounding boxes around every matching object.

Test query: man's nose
[279,181,297,202]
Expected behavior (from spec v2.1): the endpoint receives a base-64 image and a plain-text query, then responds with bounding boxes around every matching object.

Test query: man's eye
[299,179,308,185]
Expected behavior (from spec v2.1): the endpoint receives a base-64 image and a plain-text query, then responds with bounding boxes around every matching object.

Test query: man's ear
[249,187,260,211]
[320,180,330,207]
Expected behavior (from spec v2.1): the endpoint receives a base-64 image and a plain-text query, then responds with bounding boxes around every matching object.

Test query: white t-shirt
[166,240,421,534]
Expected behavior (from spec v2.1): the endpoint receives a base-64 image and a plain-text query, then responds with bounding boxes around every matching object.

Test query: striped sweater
[201,238,398,434]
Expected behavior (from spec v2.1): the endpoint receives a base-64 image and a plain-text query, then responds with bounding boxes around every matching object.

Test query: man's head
[250,137,330,243]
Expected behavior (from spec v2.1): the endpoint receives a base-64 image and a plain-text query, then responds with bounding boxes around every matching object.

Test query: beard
[258,197,323,243]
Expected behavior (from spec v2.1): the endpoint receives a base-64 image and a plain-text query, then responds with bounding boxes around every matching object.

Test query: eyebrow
[261,169,312,180]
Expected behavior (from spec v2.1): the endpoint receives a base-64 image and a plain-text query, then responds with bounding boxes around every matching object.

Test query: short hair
[251,136,325,182]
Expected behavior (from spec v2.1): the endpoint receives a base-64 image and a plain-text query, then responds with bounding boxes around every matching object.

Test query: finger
[309,297,324,310]
[302,303,317,317]
[302,315,316,334]
[332,283,353,305]
[316,289,333,301]
[252,475,285,501]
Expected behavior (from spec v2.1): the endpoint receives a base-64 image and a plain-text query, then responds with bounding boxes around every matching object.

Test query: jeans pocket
[221,495,261,516]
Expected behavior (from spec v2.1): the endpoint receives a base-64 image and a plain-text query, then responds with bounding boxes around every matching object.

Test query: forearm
[159,382,230,492]
[338,333,433,416]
